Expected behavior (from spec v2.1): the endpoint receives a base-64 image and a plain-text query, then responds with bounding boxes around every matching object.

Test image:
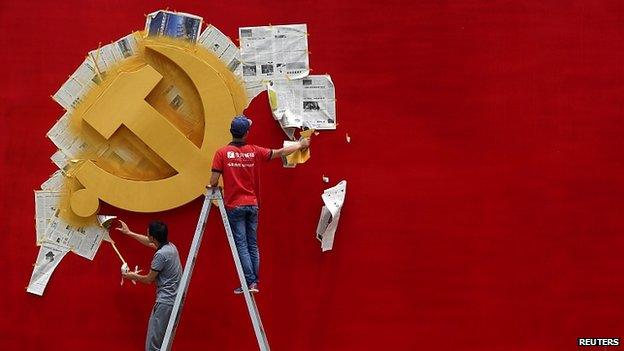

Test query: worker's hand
[300,137,310,149]
[122,268,142,279]
[116,220,131,235]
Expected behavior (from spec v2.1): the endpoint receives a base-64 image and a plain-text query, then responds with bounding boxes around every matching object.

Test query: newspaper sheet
[40,170,65,191]
[53,32,140,111]
[44,215,105,261]
[50,150,70,170]
[46,112,78,152]
[244,80,267,103]
[34,190,63,244]
[77,33,139,86]
[54,45,116,111]
[95,34,140,71]
[71,138,104,159]
[52,76,87,111]
[316,180,347,252]
[88,43,120,76]
[268,75,336,130]
[163,84,193,121]
[50,129,107,162]
[146,10,202,42]
[114,33,140,59]
[60,138,108,162]
[239,24,309,81]
[71,57,102,89]
[198,25,242,75]
[26,242,70,296]
[76,225,106,260]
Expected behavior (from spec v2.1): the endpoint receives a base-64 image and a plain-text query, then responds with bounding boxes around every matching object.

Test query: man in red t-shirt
[210,115,310,294]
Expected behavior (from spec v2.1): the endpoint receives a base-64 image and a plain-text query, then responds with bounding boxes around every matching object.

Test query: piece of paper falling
[316,180,347,252]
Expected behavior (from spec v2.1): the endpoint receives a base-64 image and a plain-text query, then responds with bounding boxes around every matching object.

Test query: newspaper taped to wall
[47,112,108,162]
[49,134,107,169]
[316,180,347,252]
[198,25,242,75]
[44,215,106,261]
[34,190,64,243]
[163,84,193,121]
[88,34,139,74]
[146,10,202,42]
[114,33,140,59]
[46,112,77,152]
[29,191,108,295]
[268,75,336,130]
[53,33,140,111]
[71,57,103,89]
[50,150,70,171]
[239,24,309,81]
[55,137,106,163]
[40,170,65,191]
[244,81,267,103]
[52,76,87,111]
[88,44,120,75]
[26,242,70,296]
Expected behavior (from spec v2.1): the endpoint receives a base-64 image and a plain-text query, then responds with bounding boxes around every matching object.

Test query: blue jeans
[226,205,259,285]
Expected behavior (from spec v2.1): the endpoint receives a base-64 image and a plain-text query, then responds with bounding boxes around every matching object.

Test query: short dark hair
[230,129,245,139]
[148,220,168,244]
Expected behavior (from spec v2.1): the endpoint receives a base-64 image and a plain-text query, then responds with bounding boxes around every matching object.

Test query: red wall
[2,1,624,350]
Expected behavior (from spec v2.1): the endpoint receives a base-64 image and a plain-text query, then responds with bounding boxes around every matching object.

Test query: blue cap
[230,115,252,136]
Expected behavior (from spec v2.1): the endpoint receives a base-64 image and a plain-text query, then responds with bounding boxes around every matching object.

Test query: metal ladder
[161,187,270,351]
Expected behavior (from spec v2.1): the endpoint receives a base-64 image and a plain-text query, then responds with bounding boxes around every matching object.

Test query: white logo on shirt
[226,151,255,159]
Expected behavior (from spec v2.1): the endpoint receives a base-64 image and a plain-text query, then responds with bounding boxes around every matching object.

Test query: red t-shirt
[211,142,273,209]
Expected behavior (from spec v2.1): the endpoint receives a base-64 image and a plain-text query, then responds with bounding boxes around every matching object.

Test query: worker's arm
[270,138,310,160]
[122,269,158,284]
[209,171,221,187]
[115,220,157,249]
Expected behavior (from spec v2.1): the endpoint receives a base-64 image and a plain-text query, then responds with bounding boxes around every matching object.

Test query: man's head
[147,220,168,245]
[230,115,253,139]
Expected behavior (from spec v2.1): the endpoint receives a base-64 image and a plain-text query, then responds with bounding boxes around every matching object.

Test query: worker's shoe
[233,283,258,294]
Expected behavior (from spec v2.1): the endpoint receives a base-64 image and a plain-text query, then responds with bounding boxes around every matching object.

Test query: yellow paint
[70,188,99,217]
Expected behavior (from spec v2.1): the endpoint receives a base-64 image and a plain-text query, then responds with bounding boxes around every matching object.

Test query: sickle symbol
[70,43,243,216]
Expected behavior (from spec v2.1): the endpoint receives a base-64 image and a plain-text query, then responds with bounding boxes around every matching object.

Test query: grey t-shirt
[151,242,182,305]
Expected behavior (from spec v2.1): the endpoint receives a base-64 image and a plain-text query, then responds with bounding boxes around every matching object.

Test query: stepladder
[161,187,270,351]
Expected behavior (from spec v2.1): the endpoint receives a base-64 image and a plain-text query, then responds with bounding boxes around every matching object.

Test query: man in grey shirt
[117,220,182,351]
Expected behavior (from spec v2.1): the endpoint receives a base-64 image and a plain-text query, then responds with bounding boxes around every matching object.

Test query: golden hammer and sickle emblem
[70,42,246,217]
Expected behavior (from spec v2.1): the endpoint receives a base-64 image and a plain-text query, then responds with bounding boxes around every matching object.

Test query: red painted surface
[1,1,623,350]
